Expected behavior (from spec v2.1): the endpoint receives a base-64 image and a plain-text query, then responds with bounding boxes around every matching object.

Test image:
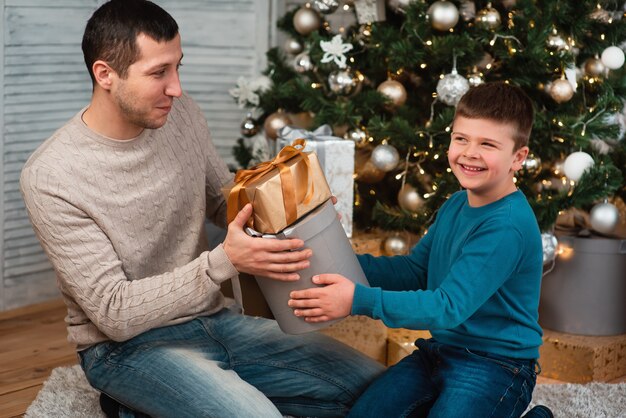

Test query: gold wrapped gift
[223,139,332,234]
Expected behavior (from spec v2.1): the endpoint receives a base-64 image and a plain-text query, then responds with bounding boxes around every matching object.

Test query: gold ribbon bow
[227,138,315,229]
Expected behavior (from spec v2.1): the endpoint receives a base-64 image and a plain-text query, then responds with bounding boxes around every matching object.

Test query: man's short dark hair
[454,82,534,150]
[82,0,179,84]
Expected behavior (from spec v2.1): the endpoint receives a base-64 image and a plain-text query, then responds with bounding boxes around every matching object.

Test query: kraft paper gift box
[251,199,369,334]
[279,125,355,237]
[223,139,332,234]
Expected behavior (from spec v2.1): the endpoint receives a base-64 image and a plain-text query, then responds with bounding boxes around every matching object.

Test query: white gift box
[279,125,355,237]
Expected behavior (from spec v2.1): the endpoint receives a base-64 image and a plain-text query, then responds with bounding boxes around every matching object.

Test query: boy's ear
[511,146,529,172]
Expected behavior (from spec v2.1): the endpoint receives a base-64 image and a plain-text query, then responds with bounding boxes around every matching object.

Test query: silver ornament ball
[398,184,424,212]
[590,202,620,235]
[293,52,314,73]
[293,7,321,36]
[328,69,359,96]
[344,128,368,148]
[427,0,459,31]
[521,153,542,176]
[546,33,568,51]
[601,46,625,70]
[541,232,558,264]
[371,144,400,172]
[384,235,409,255]
[313,0,340,14]
[436,71,470,106]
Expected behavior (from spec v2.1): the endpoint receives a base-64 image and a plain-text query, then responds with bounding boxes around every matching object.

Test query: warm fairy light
[513,177,518,183]
[432,184,438,191]
[311,83,321,88]
[601,34,605,40]
[445,126,451,132]
[433,154,440,160]
[419,168,425,175]
[446,168,452,173]
[349,57,355,63]
[557,243,574,260]
[343,4,351,11]
[426,40,433,46]
[557,121,564,127]
[420,63,427,69]
[369,189,376,196]
[485,63,492,70]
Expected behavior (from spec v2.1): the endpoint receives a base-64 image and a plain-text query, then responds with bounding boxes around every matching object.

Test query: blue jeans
[347,338,537,418]
[79,309,384,418]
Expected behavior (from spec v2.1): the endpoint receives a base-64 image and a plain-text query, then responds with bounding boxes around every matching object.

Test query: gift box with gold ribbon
[223,139,332,234]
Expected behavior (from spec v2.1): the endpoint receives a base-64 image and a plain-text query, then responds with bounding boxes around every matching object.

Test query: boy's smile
[448,116,529,207]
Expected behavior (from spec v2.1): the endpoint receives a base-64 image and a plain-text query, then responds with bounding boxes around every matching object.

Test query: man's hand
[288,274,355,322]
[223,204,311,281]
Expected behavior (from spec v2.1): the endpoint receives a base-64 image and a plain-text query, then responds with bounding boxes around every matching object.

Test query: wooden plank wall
[0,0,273,312]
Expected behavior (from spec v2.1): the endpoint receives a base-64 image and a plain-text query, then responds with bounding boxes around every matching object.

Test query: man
[20,1,383,417]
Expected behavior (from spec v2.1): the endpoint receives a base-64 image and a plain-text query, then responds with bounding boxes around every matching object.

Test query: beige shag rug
[26,365,626,417]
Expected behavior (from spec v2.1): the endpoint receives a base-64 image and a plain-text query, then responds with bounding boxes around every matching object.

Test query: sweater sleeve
[353,219,524,330]
[20,165,237,343]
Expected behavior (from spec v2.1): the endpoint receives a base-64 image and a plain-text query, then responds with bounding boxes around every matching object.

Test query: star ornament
[320,35,354,69]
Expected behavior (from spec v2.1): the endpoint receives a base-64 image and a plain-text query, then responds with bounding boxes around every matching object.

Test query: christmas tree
[230,0,626,259]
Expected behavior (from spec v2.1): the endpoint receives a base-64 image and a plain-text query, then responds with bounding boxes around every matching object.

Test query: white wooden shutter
[0,0,271,311]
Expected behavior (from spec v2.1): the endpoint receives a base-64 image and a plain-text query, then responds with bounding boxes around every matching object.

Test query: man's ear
[92,60,115,90]
[511,146,529,172]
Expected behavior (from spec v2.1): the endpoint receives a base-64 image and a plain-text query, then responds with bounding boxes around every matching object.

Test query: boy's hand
[288,274,355,322]
[223,204,311,281]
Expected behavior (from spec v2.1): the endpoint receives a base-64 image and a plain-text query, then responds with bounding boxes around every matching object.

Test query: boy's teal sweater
[353,190,544,359]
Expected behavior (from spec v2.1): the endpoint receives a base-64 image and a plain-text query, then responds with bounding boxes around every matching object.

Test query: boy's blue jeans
[79,308,384,418]
[348,338,538,418]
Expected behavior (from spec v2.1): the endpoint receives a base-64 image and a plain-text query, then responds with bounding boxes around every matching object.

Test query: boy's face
[448,116,528,207]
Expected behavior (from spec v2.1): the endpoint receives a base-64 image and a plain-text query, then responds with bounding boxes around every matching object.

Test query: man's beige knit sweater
[20,94,238,350]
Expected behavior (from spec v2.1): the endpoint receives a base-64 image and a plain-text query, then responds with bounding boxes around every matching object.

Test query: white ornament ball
[384,235,409,255]
[436,71,470,106]
[398,184,424,212]
[563,151,594,181]
[541,232,558,264]
[427,0,459,31]
[590,202,620,234]
[600,46,625,70]
[293,7,321,36]
[371,144,400,172]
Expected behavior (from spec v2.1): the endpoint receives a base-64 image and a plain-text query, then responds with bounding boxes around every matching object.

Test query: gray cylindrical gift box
[253,199,369,334]
[539,236,626,336]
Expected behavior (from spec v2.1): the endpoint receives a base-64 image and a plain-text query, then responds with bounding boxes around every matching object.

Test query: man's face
[448,116,528,207]
[111,33,183,131]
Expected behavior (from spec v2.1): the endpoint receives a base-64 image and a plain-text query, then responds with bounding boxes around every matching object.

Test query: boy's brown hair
[454,82,534,150]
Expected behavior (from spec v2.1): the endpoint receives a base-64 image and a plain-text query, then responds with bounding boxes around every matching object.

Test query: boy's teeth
[462,164,483,171]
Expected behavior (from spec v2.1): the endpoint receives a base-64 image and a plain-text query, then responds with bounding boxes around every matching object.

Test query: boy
[289,82,552,417]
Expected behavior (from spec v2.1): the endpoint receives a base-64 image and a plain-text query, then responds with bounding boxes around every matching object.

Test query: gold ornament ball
[284,38,304,55]
[384,235,409,256]
[240,114,259,138]
[475,5,501,30]
[549,79,574,104]
[263,111,292,140]
[427,0,459,31]
[293,7,321,36]
[583,57,606,77]
[398,184,424,212]
[377,79,407,108]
